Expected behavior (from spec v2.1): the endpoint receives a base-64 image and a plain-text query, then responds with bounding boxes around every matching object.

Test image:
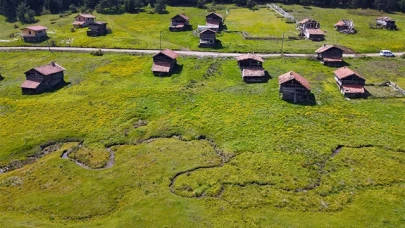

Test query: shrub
[70,27,76,32]
[48,39,57,47]
[90,49,104,56]
[9,33,16,38]
[401,54,405,59]
[13,24,19,29]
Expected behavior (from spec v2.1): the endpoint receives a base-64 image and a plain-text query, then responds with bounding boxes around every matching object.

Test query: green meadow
[0,5,405,53]
[0,51,405,226]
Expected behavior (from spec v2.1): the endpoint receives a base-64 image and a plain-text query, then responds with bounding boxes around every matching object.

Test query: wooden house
[169,14,190,31]
[334,67,366,98]
[376,17,396,30]
[151,49,178,75]
[236,54,266,83]
[334,20,355,33]
[87,21,108,36]
[21,62,65,94]
[199,29,216,48]
[72,14,96,28]
[315,44,344,66]
[205,12,223,31]
[21,26,48,42]
[298,18,324,41]
[278,71,311,103]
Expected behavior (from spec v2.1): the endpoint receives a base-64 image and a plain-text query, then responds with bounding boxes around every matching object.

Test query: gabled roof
[242,67,265,77]
[315,44,343,53]
[334,67,364,80]
[21,80,41,89]
[199,28,217,35]
[377,16,394,21]
[299,18,317,24]
[306,29,324,35]
[172,14,189,21]
[25,62,65,76]
[335,20,346,26]
[152,62,172,73]
[75,14,96,19]
[342,84,365,94]
[278,71,310,90]
[206,12,223,19]
[236,53,264,63]
[153,49,178,60]
[23,25,47,31]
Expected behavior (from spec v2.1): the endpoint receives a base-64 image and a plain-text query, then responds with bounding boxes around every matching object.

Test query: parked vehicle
[380,50,395,57]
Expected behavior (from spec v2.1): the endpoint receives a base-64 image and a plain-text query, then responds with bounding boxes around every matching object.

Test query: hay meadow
[0,51,405,227]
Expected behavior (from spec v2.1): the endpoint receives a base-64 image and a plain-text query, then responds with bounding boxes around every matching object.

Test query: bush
[70,27,76,32]
[9,33,16,38]
[401,54,405,59]
[90,49,104,56]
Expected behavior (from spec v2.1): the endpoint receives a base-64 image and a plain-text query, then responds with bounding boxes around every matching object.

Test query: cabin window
[29,31,31,34]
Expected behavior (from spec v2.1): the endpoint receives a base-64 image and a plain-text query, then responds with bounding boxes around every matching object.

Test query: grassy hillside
[0,51,405,227]
[0,5,404,53]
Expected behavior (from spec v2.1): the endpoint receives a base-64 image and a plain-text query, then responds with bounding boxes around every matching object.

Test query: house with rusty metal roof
[315,44,344,66]
[73,14,96,28]
[151,49,179,76]
[169,14,190,31]
[236,54,267,83]
[21,62,66,94]
[21,25,48,42]
[376,17,397,30]
[334,67,366,98]
[297,18,324,41]
[278,71,312,103]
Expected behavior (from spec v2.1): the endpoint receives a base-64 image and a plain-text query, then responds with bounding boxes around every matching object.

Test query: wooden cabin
[278,71,311,103]
[87,21,108,36]
[199,29,216,48]
[151,49,178,75]
[334,67,366,98]
[169,14,190,31]
[376,17,396,30]
[73,14,96,28]
[21,26,48,42]
[315,44,344,66]
[21,62,65,94]
[205,12,223,31]
[236,54,266,83]
[334,20,355,33]
[298,18,324,41]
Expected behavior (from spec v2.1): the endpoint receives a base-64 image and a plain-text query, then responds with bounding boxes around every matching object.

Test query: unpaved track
[0,47,403,58]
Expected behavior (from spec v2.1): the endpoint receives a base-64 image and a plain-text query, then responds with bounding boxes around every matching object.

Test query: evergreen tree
[125,0,142,12]
[1,0,17,21]
[154,0,165,13]
[16,2,36,23]
[49,0,62,13]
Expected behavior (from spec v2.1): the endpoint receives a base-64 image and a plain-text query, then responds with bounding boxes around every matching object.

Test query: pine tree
[16,2,36,23]
[154,0,166,13]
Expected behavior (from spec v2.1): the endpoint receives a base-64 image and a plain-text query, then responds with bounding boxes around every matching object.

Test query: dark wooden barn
[151,49,178,75]
[205,12,223,31]
[315,44,344,66]
[199,29,216,48]
[278,71,311,103]
[334,67,366,98]
[169,14,190,31]
[236,54,266,83]
[87,21,108,36]
[21,62,66,94]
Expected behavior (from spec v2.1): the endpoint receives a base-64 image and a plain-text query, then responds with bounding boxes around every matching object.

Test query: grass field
[0,51,405,227]
[0,5,404,53]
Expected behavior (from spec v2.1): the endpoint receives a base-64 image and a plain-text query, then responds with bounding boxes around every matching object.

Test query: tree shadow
[171,64,183,75]
[153,64,183,77]
[214,39,223,49]
[22,81,71,95]
[283,93,317,106]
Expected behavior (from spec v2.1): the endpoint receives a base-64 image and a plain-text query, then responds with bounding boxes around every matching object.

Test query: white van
[380,50,395,57]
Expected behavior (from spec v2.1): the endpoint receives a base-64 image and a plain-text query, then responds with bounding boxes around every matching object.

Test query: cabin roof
[306,28,324,35]
[172,14,189,21]
[242,67,265,77]
[315,44,343,53]
[335,20,346,26]
[342,84,365,94]
[334,67,364,80]
[377,16,394,21]
[206,12,223,19]
[23,25,47,31]
[25,62,65,76]
[153,49,178,60]
[75,14,96,18]
[199,28,217,34]
[21,80,41,89]
[299,18,317,24]
[236,53,264,63]
[278,71,310,90]
[152,62,171,73]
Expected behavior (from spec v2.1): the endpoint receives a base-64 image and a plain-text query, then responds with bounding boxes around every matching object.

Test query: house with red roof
[334,20,355,33]
[278,71,311,103]
[152,49,179,75]
[199,29,216,48]
[315,44,344,66]
[236,54,267,83]
[298,18,324,41]
[73,14,96,28]
[21,26,48,42]
[334,67,366,98]
[169,14,190,31]
[21,62,66,94]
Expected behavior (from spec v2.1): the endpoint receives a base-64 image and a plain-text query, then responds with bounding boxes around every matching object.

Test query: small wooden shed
[315,44,344,66]
[87,21,108,36]
[206,12,223,31]
[151,49,178,75]
[21,62,66,94]
[376,17,396,30]
[334,67,366,98]
[169,14,190,31]
[199,29,216,48]
[21,26,48,42]
[236,54,266,83]
[279,71,311,103]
